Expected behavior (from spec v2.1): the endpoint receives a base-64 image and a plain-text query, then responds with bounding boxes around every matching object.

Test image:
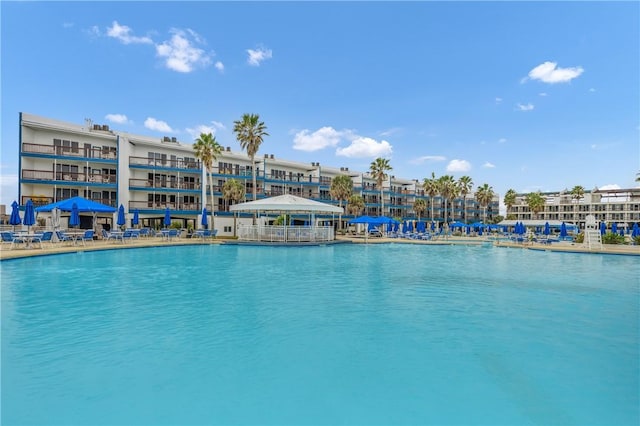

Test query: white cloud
[105,113,129,124]
[211,121,226,130]
[144,117,174,133]
[293,127,342,152]
[336,137,392,158]
[495,97,503,104]
[63,22,74,29]
[156,29,212,73]
[106,21,153,45]
[516,103,535,112]
[446,159,471,172]
[599,184,621,190]
[185,121,226,140]
[539,92,548,97]
[214,61,224,72]
[408,155,446,165]
[524,61,584,84]
[379,127,402,137]
[247,47,272,66]
[589,88,596,92]
[483,162,495,168]
[498,138,507,143]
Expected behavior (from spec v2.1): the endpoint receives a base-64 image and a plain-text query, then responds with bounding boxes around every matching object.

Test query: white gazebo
[229,194,343,243]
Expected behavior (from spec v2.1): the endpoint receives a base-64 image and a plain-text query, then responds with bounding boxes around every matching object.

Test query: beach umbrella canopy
[450,221,466,228]
[9,201,21,229]
[132,209,139,226]
[560,222,568,238]
[117,204,126,227]
[23,199,36,232]
[632,223,639,238]
[35,196,116,213]
[544,222,550,236]
[600,222,606,235]
[69,202,80,227]
[611,223,618,234]
[201,208,208,228]
[164,207,172,227]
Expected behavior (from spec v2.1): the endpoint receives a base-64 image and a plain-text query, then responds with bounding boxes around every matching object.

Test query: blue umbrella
[70,202,80,228]
[201,208,208,228]
[117,204,126,228]
[9,200,21,230]
[560,222,567,238]
[132,209,139,226]
[431,221,436,231]
[164,207,172,227]
[544,222,550,236]
[611,222,617,234]
[23,199,36,232]
[402,221,407,233]
[619,228,625,237]
[600,222,606,235]
[632,223,639,238]
[478,226,483,236]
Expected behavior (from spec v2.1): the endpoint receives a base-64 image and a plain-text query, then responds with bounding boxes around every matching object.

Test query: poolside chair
[1,231,24,249]
[55,231,73,245]
[121,230,135,243]
[35,231,54,248]
[167,229,179,241]
[101,229,123,242]
[81,230,94,245]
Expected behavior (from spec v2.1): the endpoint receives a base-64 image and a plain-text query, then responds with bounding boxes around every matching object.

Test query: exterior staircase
[584,229,602,250]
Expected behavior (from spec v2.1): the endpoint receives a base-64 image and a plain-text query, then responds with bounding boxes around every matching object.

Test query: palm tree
[438,175,457,224]
[330,174,353,230]
[346,194,365,216]
[193,132,223,230]
[369,157,392,216]
[413,198,426,221]
[504,189,517,218]
[525,191,545,220]
[570,185,585,204]
[475,183,495,224]
[233,113,269,202]
[222,179,246,237]
[422,172,439,223]
[458,175,473,223]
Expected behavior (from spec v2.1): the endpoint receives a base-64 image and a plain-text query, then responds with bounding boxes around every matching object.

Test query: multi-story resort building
[17,112,499,236]
[507,188,640,230]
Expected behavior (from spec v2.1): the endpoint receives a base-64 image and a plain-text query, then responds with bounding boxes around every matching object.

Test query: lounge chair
[101,229,123,242]
[55,231,73,245]
[35,231,54,248]
[81,230,94,245]
[1,231,24,249]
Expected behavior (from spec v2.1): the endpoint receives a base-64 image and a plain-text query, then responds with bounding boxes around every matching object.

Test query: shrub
[575,232,584,243]
[602,232,626,245]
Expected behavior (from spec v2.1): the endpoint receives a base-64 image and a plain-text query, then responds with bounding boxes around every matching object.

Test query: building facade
[506,188,640,229]
[18,112,499,235]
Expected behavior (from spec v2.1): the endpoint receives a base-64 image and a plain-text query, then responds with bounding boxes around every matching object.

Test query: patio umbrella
[600,222,606,235]
[164,207,172,228]
[632,223,639,238]
[132,209,139,227]
[70,202,80,228]
[117,204,126,228]
[611,223,618,234]
[51,207,61,231]
[23,199,36,233]
[9,200,21,231]
[560,222,567,238]
[201,208,208,229]
[431,221,436,232]
[478,226,483,236]
[619,228,625,237]
[544,222,550,236]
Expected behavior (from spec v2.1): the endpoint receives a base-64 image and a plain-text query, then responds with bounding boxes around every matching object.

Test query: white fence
[237,225,334,242]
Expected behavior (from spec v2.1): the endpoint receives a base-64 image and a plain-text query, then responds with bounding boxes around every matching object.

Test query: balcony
[22,169,116,184]
[130,156,201,171]
[22,143,117,160]
[129,200,202,212]
[129,178,202,191]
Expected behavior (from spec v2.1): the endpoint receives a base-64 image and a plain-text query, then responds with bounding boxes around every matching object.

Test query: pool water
[2,244,639,425]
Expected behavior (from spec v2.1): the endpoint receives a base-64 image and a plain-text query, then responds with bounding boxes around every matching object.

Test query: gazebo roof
[229,194,343,213]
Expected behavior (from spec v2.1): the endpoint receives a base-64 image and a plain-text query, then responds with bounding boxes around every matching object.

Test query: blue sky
[2,1,639,212]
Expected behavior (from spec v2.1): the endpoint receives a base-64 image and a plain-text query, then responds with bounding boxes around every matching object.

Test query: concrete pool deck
[1,234,638,260]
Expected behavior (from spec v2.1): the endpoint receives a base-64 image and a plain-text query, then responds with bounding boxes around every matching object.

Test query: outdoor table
[15,233,43,249]
[63,231,86,246]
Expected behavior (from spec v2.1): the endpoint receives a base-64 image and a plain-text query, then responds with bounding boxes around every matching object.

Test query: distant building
[17,112,499,235]
[506,188,640,229]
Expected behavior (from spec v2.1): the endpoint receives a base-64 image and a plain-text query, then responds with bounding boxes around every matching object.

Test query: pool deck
[1,235,638,260]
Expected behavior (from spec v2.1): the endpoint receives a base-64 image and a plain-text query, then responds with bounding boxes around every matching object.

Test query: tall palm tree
[525,191,545,220]
[193,132,223,230]
[422,172,439,223]
[346,194,365,216]
[233,113,269,202]
[570,185,585,204]
[438,175,457,224]
[504,189,517,219]
[369,157,392,216]
[330,174,353,230]
[458,175,473,223]
[222,178,246,237]
[413,198,426,221]
[475,183,495,224]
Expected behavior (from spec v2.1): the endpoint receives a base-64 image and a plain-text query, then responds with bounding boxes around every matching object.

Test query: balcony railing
[129,178,202,190]
[129,201,202,211]
[22,169,116,184]
[22,143,117,160]
[130,157,201,171]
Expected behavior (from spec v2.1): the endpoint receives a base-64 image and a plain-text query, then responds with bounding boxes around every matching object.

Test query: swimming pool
[2,244,638,425]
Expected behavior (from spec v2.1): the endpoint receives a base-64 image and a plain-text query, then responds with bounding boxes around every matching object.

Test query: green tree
[413,198,427,221]
[193,132,223,230]
[222,179,246,237]
[233,113,269,203]
[422,172,439,223]
[438,175,457,224]
[369,157,392,216]
[525,191,545,220]
[570,185,585,204]
[330,174,353,230]
[346,194,365,216]
[504,189,517,217]
[475,183,495,225]
[458,175,473,223]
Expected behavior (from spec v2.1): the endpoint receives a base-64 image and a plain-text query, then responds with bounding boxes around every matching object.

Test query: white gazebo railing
[237,225,334,242]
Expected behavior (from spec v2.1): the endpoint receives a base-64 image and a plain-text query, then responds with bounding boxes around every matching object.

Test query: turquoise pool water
[2,244,639,425]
